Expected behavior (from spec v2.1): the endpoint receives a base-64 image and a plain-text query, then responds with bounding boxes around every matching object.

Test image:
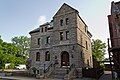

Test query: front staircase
[49,67,69,79]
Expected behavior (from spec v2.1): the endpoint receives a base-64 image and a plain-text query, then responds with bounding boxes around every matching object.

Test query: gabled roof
[29,28,39,34]
[53,3,78,17]
[40,22,49,27]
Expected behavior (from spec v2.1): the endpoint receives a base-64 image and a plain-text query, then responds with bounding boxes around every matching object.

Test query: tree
[12,36,30,59]
[0,36,26,69]
[92,39,107,61]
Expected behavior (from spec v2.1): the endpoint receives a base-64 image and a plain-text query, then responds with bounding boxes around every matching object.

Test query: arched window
[45,51,50,61]
[36,52,40,61]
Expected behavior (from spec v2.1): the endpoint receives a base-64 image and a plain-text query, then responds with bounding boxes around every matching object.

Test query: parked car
[14,64,26,70]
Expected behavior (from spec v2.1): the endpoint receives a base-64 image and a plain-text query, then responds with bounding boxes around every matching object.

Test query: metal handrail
[69,64,75,71]
[44,62,56,73]
[44,63,52,73]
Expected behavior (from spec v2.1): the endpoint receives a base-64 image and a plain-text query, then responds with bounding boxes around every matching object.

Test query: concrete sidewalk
[0,71,112,80]
[98,71,112,80]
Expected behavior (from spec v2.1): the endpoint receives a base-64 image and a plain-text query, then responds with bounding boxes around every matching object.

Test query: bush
[32,67,37,74]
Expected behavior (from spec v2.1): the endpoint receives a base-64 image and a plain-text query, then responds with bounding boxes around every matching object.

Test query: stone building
[29,3,93,77]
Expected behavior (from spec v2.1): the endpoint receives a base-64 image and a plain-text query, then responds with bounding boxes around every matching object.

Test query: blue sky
[0,0,119,43]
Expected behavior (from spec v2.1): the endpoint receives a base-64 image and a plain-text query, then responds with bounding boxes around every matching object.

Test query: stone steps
[49,67,68,79]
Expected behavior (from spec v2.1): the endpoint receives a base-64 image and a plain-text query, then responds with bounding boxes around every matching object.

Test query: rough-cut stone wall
[76,14,93,67]
[29,3,93,74]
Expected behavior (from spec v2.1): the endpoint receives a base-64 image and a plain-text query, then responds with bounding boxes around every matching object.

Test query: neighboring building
[108,1,120,71]
[29,3,93,77]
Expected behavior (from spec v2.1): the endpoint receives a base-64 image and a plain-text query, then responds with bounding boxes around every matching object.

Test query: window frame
[86,41,88,50]
[66,31,69,40]
[45,27,47,32]
[66,18,69,25]
[38,38,40,45]
[45,51,50,61]
[41,27,43,32]
[60,32,63,40]
[60,19,63,26]
[36,52,40,61]
[46,36,50,44]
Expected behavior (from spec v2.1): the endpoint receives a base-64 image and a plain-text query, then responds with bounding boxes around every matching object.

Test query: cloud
[38,16,46,25]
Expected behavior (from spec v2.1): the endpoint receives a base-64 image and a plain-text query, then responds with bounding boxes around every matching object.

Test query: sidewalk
[98,71,112,80]
[0,71,112,80]
[0,76,63,80]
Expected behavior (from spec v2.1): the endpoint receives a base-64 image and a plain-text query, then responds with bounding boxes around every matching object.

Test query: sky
[0,0,119,43]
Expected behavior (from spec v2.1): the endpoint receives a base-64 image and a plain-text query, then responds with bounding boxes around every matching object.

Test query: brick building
[108,1,120,71]
[28,3,93,78]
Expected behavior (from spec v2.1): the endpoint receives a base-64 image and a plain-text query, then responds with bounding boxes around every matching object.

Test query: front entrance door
[61,51,69,66]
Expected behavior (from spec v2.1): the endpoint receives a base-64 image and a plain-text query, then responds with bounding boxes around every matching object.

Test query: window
[60,32,63,40]
[36,52,40,61]
[60,19,63,26]
[46,36,50,44]
[45,27,47,32]
[37,70,39,74]
[86,41,88,50]
[87,59,89,66]
[38,38,40,45]
[41,27,43,32]
[85,26,87,32]
[81,51,83,59]
[66,18,69,25]
[45,51,50,61]
[90,57,92,63]
[66,31,69,40]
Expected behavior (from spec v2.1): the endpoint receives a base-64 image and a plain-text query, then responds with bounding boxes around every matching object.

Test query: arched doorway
[61,51,69,66]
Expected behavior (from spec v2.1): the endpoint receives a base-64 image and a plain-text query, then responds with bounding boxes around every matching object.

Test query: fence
[82,68,104,78]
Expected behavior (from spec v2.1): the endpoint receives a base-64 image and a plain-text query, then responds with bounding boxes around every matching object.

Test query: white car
[14,64,26,70]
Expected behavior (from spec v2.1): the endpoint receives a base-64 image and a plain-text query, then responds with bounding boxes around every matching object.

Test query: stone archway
[61,51,69,66]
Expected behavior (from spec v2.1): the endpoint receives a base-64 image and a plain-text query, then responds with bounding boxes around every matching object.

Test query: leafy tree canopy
[92,39,107,61]
[12,36,30,59]
[0,35,29,69]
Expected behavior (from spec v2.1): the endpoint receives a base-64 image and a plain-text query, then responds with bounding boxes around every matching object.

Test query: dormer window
[41,27,43,32]
[45,27,47,32]
[60,19,63,26]
[46,36,50,44]
[66,18,69,25]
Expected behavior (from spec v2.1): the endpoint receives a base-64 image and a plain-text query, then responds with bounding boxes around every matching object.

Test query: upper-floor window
[45,51,50,61]
[85,26,87,32]
[45,27,47,32]
[41,27,43,32]
[81,51,83,59]
[60,19,63,26]
[36,52,40,61]
[60,32,63,40]
[46,36,50,44]
[86,41,88,50]
[87,59,89,66]
[38,38,40,45]
[66,31,69,40]
[66,18,69,25]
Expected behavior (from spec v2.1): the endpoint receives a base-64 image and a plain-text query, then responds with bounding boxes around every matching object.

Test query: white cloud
[38,16,46,25]
[32,15,47,29]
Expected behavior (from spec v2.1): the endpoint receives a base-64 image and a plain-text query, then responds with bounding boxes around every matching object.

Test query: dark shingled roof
[29,28,39,34]
[40,22,49,27]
